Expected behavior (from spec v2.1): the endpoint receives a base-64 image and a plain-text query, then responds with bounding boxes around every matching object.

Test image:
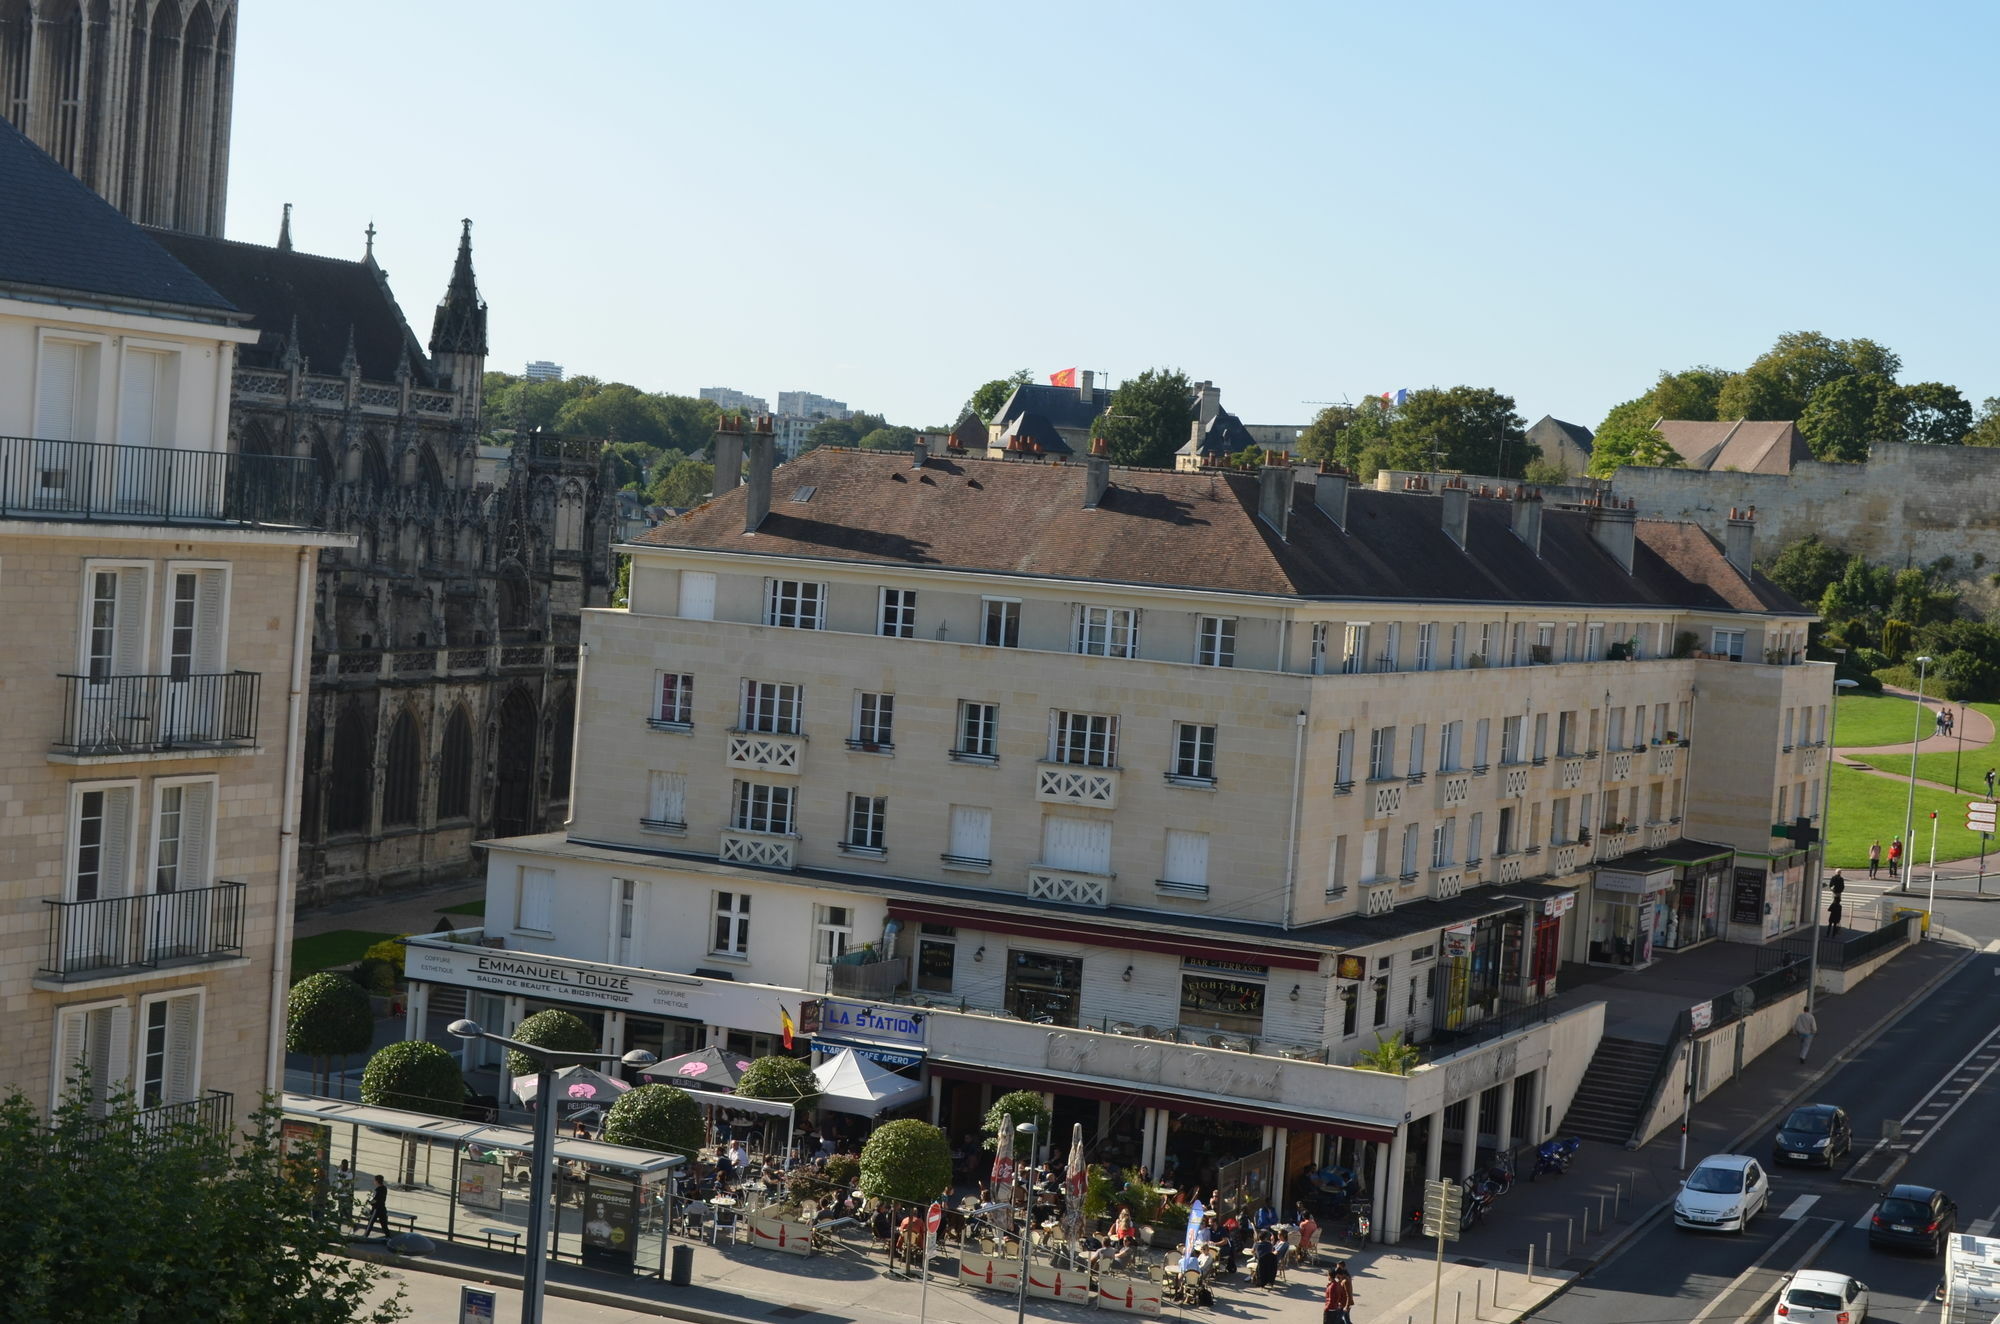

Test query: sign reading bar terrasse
[405,939,780,1027]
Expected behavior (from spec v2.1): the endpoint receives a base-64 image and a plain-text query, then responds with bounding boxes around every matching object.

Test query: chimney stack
[743,417,774,532]
[1589,493,1637,573]
[1724,505,1756,576]
[1511,486,1544,556]
[1196,380,1221,428]
[1084,444,1110,508]
[711,415,745,498]
[1079,368,1094,402]
[1258,460,1296,540]
[1440,476,1470,550]
[912,436,928,468]
[1314,462,1350,530]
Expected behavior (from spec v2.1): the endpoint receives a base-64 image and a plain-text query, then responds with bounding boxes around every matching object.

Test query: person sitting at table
[1192,1212,1215,1246]
[1110,1206,1137,1244]
[1108,1238,1135,1273]
[870,1202,893,1250]
[1178,1247,1203,1275]
[1295,1209,1318,1264]
[1254,1203,1277,1232]
[1253,1233,1279,1289]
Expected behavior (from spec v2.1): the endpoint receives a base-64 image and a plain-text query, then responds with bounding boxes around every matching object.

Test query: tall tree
[1092,367,1194,468]
[1296,401,1362,467]
[1965,397,2000,447]
[1588,399,1685,477]
[857,425,917,451]
[965,369,1030,423]
[1797,372,1900,462]
[647,457,715,508]
[1645,366,1734,421]
[1389,386,1530,476]
[1714,331,1901,423]
[1897,381,1972,445]
[803,412,889,452]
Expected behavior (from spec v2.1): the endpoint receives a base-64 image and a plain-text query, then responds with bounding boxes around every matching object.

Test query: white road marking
[1781,1195,1820,1220]
[1683,1218,1833,1324]
[1855,1204,1878,1230]
[1971,1219,1995,1236]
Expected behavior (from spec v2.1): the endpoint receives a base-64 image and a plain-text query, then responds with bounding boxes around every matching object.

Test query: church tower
[428,218,487,418]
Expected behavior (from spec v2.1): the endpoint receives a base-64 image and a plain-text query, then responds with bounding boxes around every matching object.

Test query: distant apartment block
[525,360,564,383]
[777,390,849,420]
[700,387,770,416]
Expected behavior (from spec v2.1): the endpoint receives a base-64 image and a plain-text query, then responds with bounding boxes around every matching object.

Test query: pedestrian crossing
[1780,1195,1820,1220]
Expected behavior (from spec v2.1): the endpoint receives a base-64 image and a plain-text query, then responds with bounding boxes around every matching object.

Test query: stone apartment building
[403,427,1829,1240]
[0,119,341,1127]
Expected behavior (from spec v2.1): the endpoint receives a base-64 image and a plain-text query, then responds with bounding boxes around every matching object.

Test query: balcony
[0,435,319,528]
[1368,781,1403,818]
[1500,766,1529,798]
[726,731,805,774]
[1430,869,1464,900]
[1551,843,1582,876]
[1361,882,1395,915]
[1607,751,1633,782]
[1027,869,1111,908]
[1650,744,1683,776]
[1436,772,1471,810]
[1035,763,1119,809]
[53,672,260,758]
[39,883,247,982]
[825,955,907,998]
[1798,745,1823,774]
[1494,855,1524,883]
[1557,756,1586,790]
[718,830,796,870]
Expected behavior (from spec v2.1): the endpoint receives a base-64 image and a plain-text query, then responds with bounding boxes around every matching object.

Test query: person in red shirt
[1323,1262,1355,1324]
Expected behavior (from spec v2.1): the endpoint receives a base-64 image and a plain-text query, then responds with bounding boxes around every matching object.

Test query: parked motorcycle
[1528,1136,1581,1181]
[1480,1151,1516,1197]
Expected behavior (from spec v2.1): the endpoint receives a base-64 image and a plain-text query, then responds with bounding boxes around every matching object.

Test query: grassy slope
[1826,765,1995,869]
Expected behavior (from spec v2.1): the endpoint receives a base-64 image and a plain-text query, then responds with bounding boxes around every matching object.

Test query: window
[739,680,802,734]
[1465,812,1483,864]
[1051,710,1118,767]
[1416,623,1436,671]
[955,701,998,761]
[917,927,957,992]
[1340,985,1359,1037]
[1005,950,1083,1027]
[1474,718,1490,769]
[1450,622,1466,669]
[1557,710,1577,757]
[1368,726,1396,780]
[1073,605,1138,658]
[878,587,915,638]
[150,779,213,893]
[1372,974,1390,1027]
[1532,713,1549,762]
[1712,628,1745,661]
[1335,730,1355,789]
[1381,623,1402,671]
[1509,621,1527,665]
[36,335,98,447]
[1326,834,1348,897]
[945,805,992,867]
[1654,702,1670,740]
[1160,829,1210,895]
[1776,784,1789,823]
[982,598,1020,648]
[1196,616,1236,667]
[1431,818,1456,868]
[53,1000,129,1115]
[643,771,686,830]
[516,866,555,932]
[813,905,854,964]
[138,991,201,1109]
[1400,823,1421,878]
[1500,715,1522,763]
[1586,623,1604,659]
[843,794,887,853]
[653,673,693,727]
[438,706,473,819]
[1782,708,1795,749]
[765,579,825,629]
[1310,622,1328,675]
[678,570,716,620]
[1359,827,1383,882]
[711,891,751,955]
[326,701,372,834]
[1563,622,1579,662]
[1439,720,1463,771]
[1406,724,1426,778]
[732,782,795,835]
[852,692,895,750]
[1180,962,1264,1033]
[1607,706,1625,750]
[1040,815,1112,875]
[70,784,135,902]
[163,567,226,678]
[1342,623,1369,674]
[81,563,148,683]
[1496,805,1515,854]
[118,347,178,447]
[382,710,422,828]
[1171,722,1217,783]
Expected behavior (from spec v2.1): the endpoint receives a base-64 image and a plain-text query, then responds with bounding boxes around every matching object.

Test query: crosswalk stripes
[1780,1195,1820,1221]
[1971,1219,1995,1236]
[1854,1204,1878,1230]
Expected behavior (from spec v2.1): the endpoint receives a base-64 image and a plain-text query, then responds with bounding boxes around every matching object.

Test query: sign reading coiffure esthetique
[405,941,774,1026]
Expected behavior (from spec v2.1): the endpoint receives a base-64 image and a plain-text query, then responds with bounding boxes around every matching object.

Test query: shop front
[1586,864,1672,967]
[1655,851,1731,952]
[1586,840,1740,965]
[1727,847,1814,944]
[800,996,928,1073]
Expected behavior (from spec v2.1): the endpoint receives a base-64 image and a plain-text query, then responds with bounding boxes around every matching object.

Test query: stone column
[929,1074,943,1126]
[1269,1127,1288,1214]
[1383,1124,1409,1244]
[402,981,429,1045]
[1495,1077,1517,1160]
[1423,1110,1443,1184]
[1461,1095,1482,1183]
[602,1010,625,1058]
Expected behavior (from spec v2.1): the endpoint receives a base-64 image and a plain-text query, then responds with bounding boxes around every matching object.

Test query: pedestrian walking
[1324,1261,1356,1324]
[1826,896,1842,936]
[1794,1007,1818,1063]
[334,1158,355,1229]
[1867,840,1881,879]
[1985,767,1996,798]
[362,1173,392,1238]
[1888,838,1903,877]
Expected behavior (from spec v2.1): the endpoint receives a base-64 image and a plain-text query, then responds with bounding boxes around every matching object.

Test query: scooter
[1528,1136,1581,1181]
[1479,1152,1515,1198]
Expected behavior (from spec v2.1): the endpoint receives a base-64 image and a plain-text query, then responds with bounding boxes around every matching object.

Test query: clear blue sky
[231,1,2000,432]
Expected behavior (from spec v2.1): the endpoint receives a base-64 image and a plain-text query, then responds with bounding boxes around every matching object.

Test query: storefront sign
[1442,924,1475,959]
[1543,891,1576,917]
[1689,1000,1712,1031]
[1181,957,1270,977]
[815,998,928,1048]
[1730,868,1765,926]
[405,939,783,1030]
[811,1037,924,1069]
[1335,954,1367,981]
[581,1175,638,1271]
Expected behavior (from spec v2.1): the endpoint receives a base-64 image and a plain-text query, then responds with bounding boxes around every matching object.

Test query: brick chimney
[1195,380,1221,428]
[1511,486,1544,556]
[1079,369,1094,403]
[712,415,744,497]
[912,436,928,468]
[1314,463,1350,531]
[1589,494,1637,573]
[1258,461,1295,540]
[1440,476,1470,550]
[743,415,774,533]
[1724,505,1756,576]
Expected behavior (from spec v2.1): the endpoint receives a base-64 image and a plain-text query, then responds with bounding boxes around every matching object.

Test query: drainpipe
[266,543,315,1091]
[1591,688,1611,864]
[1283,710,1307,929]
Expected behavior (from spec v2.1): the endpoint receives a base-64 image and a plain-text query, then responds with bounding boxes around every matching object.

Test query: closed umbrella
[1062,1123,1087,1257]
[991,1112,1016,1231]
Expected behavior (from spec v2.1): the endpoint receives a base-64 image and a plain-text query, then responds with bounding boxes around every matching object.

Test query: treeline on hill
[1761,534,2000,700]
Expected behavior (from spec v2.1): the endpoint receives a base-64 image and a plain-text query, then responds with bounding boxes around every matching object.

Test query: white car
[1673,1154,1771,1232]
[1774,1270,1869,1324]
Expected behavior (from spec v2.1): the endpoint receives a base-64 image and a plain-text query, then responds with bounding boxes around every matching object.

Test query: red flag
[1049,368,1077,388]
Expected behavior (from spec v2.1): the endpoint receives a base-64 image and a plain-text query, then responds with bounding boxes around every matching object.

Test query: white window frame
[1335,729,1355,788]
[711,890,751,956]
[1310,622,1329,675]
[1449,622,1466,669]
[1407,724,1427,778]
[852,692,895,750]
[945,805,993,869]
[843,793,887,854]
[135,986,205,1110]
[1439,719,1463,772]
[652,672,693,728]
[1416,623,1436,672]
[812,904,854,965]
[1713,628,1745,661]
[515,866,556,934]
[1342,622,1369,674]
[643,770,686,832]
[1195,616,1236,668]
[732,781,796,836]
[34,330,105,447]
[1368,725,1396,780]
[68,779,139,903]
[677,570,716,620]
[1050,710,1118,767]
[765,578,826,629]
[147,774,216,895]
[877,586,916,639]
[52,997,129,1114]
[78,559,151,684]
[115,341,181,449]
[1160,829,1210,895]
[1431,819,1456,868]
[981,597,1020,648]
[1073,604,1138,658]
[955,700,998,761]
[1585,622,1604,660]
[160,561,230,677]
[738,679,802,734]
[610,878,642,964]
[1170,722,1217,784]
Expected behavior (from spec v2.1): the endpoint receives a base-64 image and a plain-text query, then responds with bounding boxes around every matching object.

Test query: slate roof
[1180,408,1260,459]
[0,117,236,317]
[1527,415,1594,454]
[997,410,1073,455]
[148,229,436,385]
[1654,420,1809,474]
[633,448,1808,614]
[990,381,1116,433]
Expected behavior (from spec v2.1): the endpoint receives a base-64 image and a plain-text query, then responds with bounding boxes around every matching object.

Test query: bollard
[1614,1182,1623,1220]
[1476,1279,1483,1320]
[1494,1266,1501,1308]
[1565,1217,1573,1257]
[1599,1193,1608,1230]
[1455,1291,1462,1324]
[1527,1242,1536,1284]
[1579,1204,1590,1245]
[1544,1230,1552,1269]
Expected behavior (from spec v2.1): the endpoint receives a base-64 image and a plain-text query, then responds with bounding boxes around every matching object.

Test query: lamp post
[1900,656,1933,896]
[1812,677,1861,1011]
[1013,1120,1038,1324]
[447,1019,656,1324]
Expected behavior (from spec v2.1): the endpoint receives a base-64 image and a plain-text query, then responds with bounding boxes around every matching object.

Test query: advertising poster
[580,1175,638,1272]
[458,1155,504,1212]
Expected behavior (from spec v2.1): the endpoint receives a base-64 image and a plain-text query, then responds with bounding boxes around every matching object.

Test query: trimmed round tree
[284,971,375,1096]
[359,1040,464,1119]
[860,1119,953,1205]
[504,1008,597,1080]
[981,1089,1051,1150]
[603,1083,702,1159]
[735,1054,821,1115]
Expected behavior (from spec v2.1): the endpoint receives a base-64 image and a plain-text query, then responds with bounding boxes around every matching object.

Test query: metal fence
[54,671,260,755]
[0,435,319,527]
[40,882,247,980]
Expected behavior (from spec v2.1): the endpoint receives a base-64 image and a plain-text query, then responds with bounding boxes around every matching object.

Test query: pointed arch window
[382,709,423,828]
[438,706,473,821]
[327,703,372,835]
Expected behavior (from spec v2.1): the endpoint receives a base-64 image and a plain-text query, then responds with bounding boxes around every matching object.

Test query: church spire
[427,217,487,358]
[277,202,293,252]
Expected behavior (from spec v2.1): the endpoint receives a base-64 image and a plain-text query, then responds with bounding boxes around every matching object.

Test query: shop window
[1372,974,1390,1027]
[917,936,956,992]
[1005,950,1082,1027]
[1339,985,1358,1037]
[1179,961,1266,1035]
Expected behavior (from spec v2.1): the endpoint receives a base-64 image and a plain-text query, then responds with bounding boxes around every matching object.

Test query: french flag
[1380,388,1409,406]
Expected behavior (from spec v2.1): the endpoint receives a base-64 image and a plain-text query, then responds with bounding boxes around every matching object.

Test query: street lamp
[1900,656,1934,897]
[447,1019,657,1324]
[1811,676,1861,1011]
[1013,1120,1038,1324]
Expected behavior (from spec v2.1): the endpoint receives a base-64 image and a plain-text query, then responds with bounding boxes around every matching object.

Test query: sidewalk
[1840,688,1995,758]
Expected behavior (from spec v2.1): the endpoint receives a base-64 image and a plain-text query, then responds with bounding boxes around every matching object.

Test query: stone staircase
[1558,1036,1668,1144]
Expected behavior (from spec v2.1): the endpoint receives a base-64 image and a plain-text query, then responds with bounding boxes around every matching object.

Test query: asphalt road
[1527,948,2000,1324]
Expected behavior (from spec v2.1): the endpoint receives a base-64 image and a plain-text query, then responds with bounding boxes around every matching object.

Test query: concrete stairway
[1558,1036,1668,1144]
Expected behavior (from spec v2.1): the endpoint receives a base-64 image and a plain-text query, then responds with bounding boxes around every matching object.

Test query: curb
[344,1247,761,1324]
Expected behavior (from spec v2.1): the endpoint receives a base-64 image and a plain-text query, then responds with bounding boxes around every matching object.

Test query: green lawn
[1849,702,2000,793]
[1834,692,1934,749]
[290,929,396,979]
[1826,765,1996,869]
[439,899,486,917]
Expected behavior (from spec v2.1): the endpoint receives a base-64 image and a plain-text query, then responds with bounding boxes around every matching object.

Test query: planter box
[1098,1276,1163,1315]
[1026,1263,1093,1304]
[747,1213,812,1256]
[957,1250,1021,1294]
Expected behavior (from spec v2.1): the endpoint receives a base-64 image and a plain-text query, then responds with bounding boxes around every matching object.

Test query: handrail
[0,435,319,528]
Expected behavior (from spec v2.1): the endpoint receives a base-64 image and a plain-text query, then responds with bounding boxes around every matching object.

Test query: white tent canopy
[685,1087,798,1163]
[813,1047,926,1117]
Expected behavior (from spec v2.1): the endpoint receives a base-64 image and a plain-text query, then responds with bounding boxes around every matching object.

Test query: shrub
[603,1084,702,1159]
[349,957,397,995]
[362,937,408,967]
[1882,618,1912,661]
[504,1009,597,1079]
[1084,1163,1117,1219]
[735,1055,821,1115]
[981,1089,1052,1151]
[360,1040,464,1119]
[285,971,375,1095]
[824,1153,861,1189]
[1672,630,1697,659]
[859,1119,953,1205]
[1353,1030,1422,1075]
[1850,647,1889,673]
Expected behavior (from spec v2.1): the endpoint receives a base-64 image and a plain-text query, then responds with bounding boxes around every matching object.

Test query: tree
[981,1089,1052,1151]
[1297,401,1361,467]
[1761,535,1850,607]
[1897,381,1972,445]
[1092,367,1194,469]
[1384,386,1531,476]
[1522,456,1572,485]
[859,1119,954,1206]
[646,456,714,509]
[735,1055,821,1115]
[803,411,889,453]
[602,1084,702,1159]
[1716,331,1901,424]
[857,425,917,451]
[359,1040,464,1119]
[0,1090,407,1322]
[1965,397,2000,447]
[503,1009,597,1080]
[966,369,1030,423]
[1645,366,1733,421]
[285,972,376,1097]
[1798,371,1902,461]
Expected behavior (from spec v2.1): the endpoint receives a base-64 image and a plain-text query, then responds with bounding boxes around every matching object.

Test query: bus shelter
[282,1094,684,1277]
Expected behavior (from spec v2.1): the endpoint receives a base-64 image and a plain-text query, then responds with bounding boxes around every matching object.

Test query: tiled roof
[990,381,1115,432]
[148,230,436,384]
[1655,420,1808,474]
[633,448,1807,613]
[0,118,235,316]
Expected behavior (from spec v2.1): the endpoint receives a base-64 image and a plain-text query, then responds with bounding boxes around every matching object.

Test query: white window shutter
[681,571,715,621]
[648,771,685,823]
[119,349,161,448]
[1163,830,1208,887]
[54,1007,87,1109]
[37,340,81,441]
[193,569,226,673]
[166,995,200,1103]
[113,567,147,676]
[101,787,133,899]
[177,782,213,889]
[949,806,991,860]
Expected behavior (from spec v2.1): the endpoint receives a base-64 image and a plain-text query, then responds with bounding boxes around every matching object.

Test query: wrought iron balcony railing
[40,882,247,981]
[54,672,259,756]
[0,435,320,528]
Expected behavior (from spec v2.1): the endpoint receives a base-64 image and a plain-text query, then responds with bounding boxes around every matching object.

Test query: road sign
[1969,801,1997,832]
[1970,801,1997,814]
[1421,1178,1462,1241]
[926,1202,943,1237]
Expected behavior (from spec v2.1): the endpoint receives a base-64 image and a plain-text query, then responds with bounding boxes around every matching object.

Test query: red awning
[888,901,1324,973]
